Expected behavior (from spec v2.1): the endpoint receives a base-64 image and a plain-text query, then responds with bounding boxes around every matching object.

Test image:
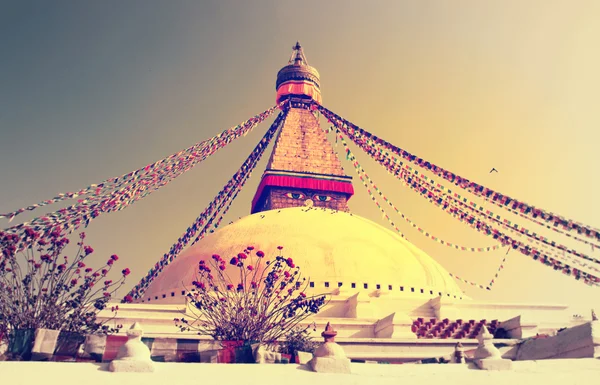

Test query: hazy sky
[1,1,599,315]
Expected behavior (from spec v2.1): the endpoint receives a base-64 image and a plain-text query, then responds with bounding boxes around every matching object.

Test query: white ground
[0,359,599,385]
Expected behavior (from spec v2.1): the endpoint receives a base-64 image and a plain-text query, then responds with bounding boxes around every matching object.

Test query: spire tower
[251,43,353,213]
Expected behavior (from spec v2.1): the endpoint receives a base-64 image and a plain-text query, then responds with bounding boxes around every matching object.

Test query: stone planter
[31,328,60,361]
[280,353,292,363]
[218,341,256,363]
[83,334,107,362]
[7,329,35,361]
[253,344,282,364]
[218,340,241,363]
[54,331,85,360]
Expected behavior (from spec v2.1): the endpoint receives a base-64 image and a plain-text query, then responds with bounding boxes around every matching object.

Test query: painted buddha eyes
[286,192,305,200]
[284,192,332,202]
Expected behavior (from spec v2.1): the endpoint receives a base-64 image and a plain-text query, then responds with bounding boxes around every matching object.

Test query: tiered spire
[251,44,353,213]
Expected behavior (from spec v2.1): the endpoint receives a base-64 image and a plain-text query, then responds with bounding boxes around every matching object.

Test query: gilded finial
[289,41,308,65]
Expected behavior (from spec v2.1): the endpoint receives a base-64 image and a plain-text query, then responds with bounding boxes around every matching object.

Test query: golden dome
[140,207,463,303]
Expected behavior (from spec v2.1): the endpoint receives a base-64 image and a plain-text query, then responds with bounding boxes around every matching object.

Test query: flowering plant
[278,324,319,355]
[0,228,131,337]
[175,245,328,343]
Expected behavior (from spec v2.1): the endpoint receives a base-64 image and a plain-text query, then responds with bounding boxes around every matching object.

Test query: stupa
[101,43,598,363]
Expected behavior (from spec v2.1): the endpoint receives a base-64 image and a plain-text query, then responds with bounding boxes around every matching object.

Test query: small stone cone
[308,322,351,374]
[473,325,512,370]
[474,326,501,360]
[109,322,154,372]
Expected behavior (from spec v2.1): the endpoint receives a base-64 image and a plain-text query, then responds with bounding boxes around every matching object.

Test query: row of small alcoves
[309,281,463,299]
[143,281,463,302]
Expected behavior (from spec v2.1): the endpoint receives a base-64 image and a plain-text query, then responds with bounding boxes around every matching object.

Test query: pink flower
[77,261,86,268]
[110,254,119,261]
[226,284,234,291]
[84,246,94,255]
[123,295,133,303]
[85,268,93,273]
[101,269,108,275]
[247,265,254,271]
[103,292,111,297]
[230,257,239,265]
[238,252,247,260]
[251,281,257,289]
[277,246,283,250]
[256,250,265,258]
[284,271,290,278]
[107,259,114,266]
[104,280,113,286]
[70,279,78,285]
[219,264,226,271]
[122,268,131,276]
[247,246,255,251]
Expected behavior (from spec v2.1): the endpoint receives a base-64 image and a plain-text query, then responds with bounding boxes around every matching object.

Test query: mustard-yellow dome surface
[141,207,463,302]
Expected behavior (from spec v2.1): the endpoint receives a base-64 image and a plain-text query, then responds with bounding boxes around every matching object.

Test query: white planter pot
[31,329,60,361]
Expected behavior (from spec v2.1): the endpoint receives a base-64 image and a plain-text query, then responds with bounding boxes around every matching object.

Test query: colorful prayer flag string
[0,102,283,225]
[337,133,500,252]
[126,109,288,300]
[322,106,600,286]
[1,104,284,247]
[317,103,600,243]
[449,249,509,290]
[400,170,600,276]
[321,107,600,266]
[398,171,600,285]
[398,165,600,267]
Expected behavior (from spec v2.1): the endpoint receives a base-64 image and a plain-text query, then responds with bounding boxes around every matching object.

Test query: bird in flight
[489,168,498,173]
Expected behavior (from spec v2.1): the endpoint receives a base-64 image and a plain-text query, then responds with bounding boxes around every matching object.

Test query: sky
[1,1,599,317]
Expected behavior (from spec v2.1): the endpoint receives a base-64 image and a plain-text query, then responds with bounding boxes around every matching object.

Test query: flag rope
[127,109,288,300]
[317,103,600,244]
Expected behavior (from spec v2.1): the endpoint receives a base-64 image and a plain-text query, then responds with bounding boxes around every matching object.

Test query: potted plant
[279,325,319,363]
[0,228,131,360]
[174,245,329,363]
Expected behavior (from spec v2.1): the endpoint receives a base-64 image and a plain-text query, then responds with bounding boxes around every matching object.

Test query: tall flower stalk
[0,228,131,335]
[175,245,328,343]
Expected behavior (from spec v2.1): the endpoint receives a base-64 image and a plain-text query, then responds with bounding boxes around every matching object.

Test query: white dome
[141,207,463,302]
